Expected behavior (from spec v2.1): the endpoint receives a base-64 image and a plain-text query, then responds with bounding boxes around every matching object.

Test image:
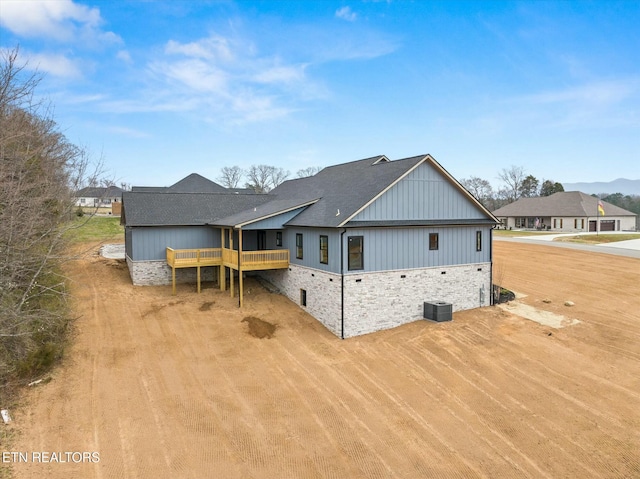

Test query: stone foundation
[126,256,217,286]
[260,262,491,339]
[342,263,491,337]
[258,266,342,336]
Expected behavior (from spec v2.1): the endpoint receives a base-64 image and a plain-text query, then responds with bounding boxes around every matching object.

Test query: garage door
[600,220,615,231]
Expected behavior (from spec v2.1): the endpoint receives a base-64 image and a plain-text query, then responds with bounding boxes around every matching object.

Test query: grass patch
[65,215,124,243]
[493,229,556,237]
[554,234,640,244]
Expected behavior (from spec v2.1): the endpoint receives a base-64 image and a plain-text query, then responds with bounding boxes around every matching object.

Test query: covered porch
[166,227,288,306]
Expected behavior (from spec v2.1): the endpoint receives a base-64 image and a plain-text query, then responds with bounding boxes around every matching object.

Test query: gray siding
[131,226,220,261]
[241,207,306,230]
[125,227,133,259]
[352,162,486,221]
[284,228,341,273]
[343,226,492,273]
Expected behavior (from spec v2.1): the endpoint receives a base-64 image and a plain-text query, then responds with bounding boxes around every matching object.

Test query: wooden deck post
[238,229,243,308]
[172,266,176,295]
[229,228,234,298]
[220,229,226,291]
[196,250,201,293]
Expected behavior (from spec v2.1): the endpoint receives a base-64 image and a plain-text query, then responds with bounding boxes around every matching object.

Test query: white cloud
[0,0,120,45]
[27,52,83,78]
[253,64,308,84]
[336,6,357,22]
[106,126,151,139]
[165,36,234,62]
[117,50,133,64]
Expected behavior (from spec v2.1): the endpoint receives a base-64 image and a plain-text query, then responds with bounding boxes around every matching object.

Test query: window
[80,198,85,204]
[300,289,307,307]
[429,233,439,251]
[276,231,282,247]
[296,233,303,259]
[476,231,482,251]
[348,236,363,270]
[319,235,328,264]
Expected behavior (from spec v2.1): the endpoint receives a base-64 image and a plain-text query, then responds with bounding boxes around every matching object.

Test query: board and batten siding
[131,226,220,261]
[352,161,486,221]
[284,228,341,273]
[343,226,491,273]
[240,207,307,230]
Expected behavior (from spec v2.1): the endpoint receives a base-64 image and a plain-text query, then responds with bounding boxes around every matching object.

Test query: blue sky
[1,0,639,188]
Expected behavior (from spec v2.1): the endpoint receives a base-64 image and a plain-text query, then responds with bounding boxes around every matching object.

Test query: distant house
[493,191,637,232]
[122,155,499,338]
[75,186,124,212]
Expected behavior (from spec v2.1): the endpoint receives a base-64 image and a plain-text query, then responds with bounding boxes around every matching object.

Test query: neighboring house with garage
[75,185,124,215]
[493,191,637,232]
[122,154,499,338]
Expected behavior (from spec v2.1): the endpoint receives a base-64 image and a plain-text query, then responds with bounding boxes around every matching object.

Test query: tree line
[460,165,565,211]
[217,165,321,193]
[1,48,99,396]
[460,165,640,217]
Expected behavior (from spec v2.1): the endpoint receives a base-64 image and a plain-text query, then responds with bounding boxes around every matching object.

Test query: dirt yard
[4,241,640,478]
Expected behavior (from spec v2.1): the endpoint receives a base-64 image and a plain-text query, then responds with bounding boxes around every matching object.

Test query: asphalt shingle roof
[122,192,271,226]
[124,155,498,228]
[76,186,124,198]
[492,191,636,217]
[215,155,434,228]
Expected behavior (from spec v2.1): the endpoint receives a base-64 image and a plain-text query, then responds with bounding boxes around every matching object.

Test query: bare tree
[245,165,272,193]
[296,166,322,178]
[1,47,98,390]
[218,166,244,188]
[460,177,494,202]
[269,167,290,189]
[497,165,526,203]
[244,164,289,193]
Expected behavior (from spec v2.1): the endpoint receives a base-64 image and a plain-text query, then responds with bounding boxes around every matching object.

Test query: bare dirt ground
[5,241,640,478]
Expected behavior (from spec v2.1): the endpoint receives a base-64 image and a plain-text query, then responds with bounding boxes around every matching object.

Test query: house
[122,154,499,338]
[493,191,637,232]
[75,185,124,214]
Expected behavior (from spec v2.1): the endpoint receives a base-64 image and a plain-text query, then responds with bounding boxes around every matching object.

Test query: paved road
[494,235,640,259]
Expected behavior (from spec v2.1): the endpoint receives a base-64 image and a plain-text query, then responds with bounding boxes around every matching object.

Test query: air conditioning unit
[424,301,452,322]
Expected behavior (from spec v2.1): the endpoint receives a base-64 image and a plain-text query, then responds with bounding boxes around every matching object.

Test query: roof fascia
[234,199,319,229]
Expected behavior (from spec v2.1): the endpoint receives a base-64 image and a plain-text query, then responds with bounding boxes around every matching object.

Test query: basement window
[300,289,307,307]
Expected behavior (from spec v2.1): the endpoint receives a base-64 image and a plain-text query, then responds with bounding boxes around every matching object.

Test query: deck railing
[241,250,290,270]
[166,247,222,267]
[167,247,288,271]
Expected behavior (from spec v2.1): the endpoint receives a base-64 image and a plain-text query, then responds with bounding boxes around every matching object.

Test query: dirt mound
[199,301,215,311]
[242,316,276,339]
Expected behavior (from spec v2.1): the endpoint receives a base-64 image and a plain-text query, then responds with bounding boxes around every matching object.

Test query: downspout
[489,226,494,306]
[340,228,346,339]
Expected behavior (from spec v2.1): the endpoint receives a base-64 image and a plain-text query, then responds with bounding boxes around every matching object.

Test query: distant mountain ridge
[562,178,640,196]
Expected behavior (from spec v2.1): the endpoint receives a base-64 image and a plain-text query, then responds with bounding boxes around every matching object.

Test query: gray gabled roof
[76,185,124,198]
[214,155,431,228]
[493,191,636,217]
[168,173,228,193]
[124,155,498,229]
[122,192,271,226]
[130,173,229,194]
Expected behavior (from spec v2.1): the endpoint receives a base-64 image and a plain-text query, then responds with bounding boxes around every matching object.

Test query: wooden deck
[166,247,289,271]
